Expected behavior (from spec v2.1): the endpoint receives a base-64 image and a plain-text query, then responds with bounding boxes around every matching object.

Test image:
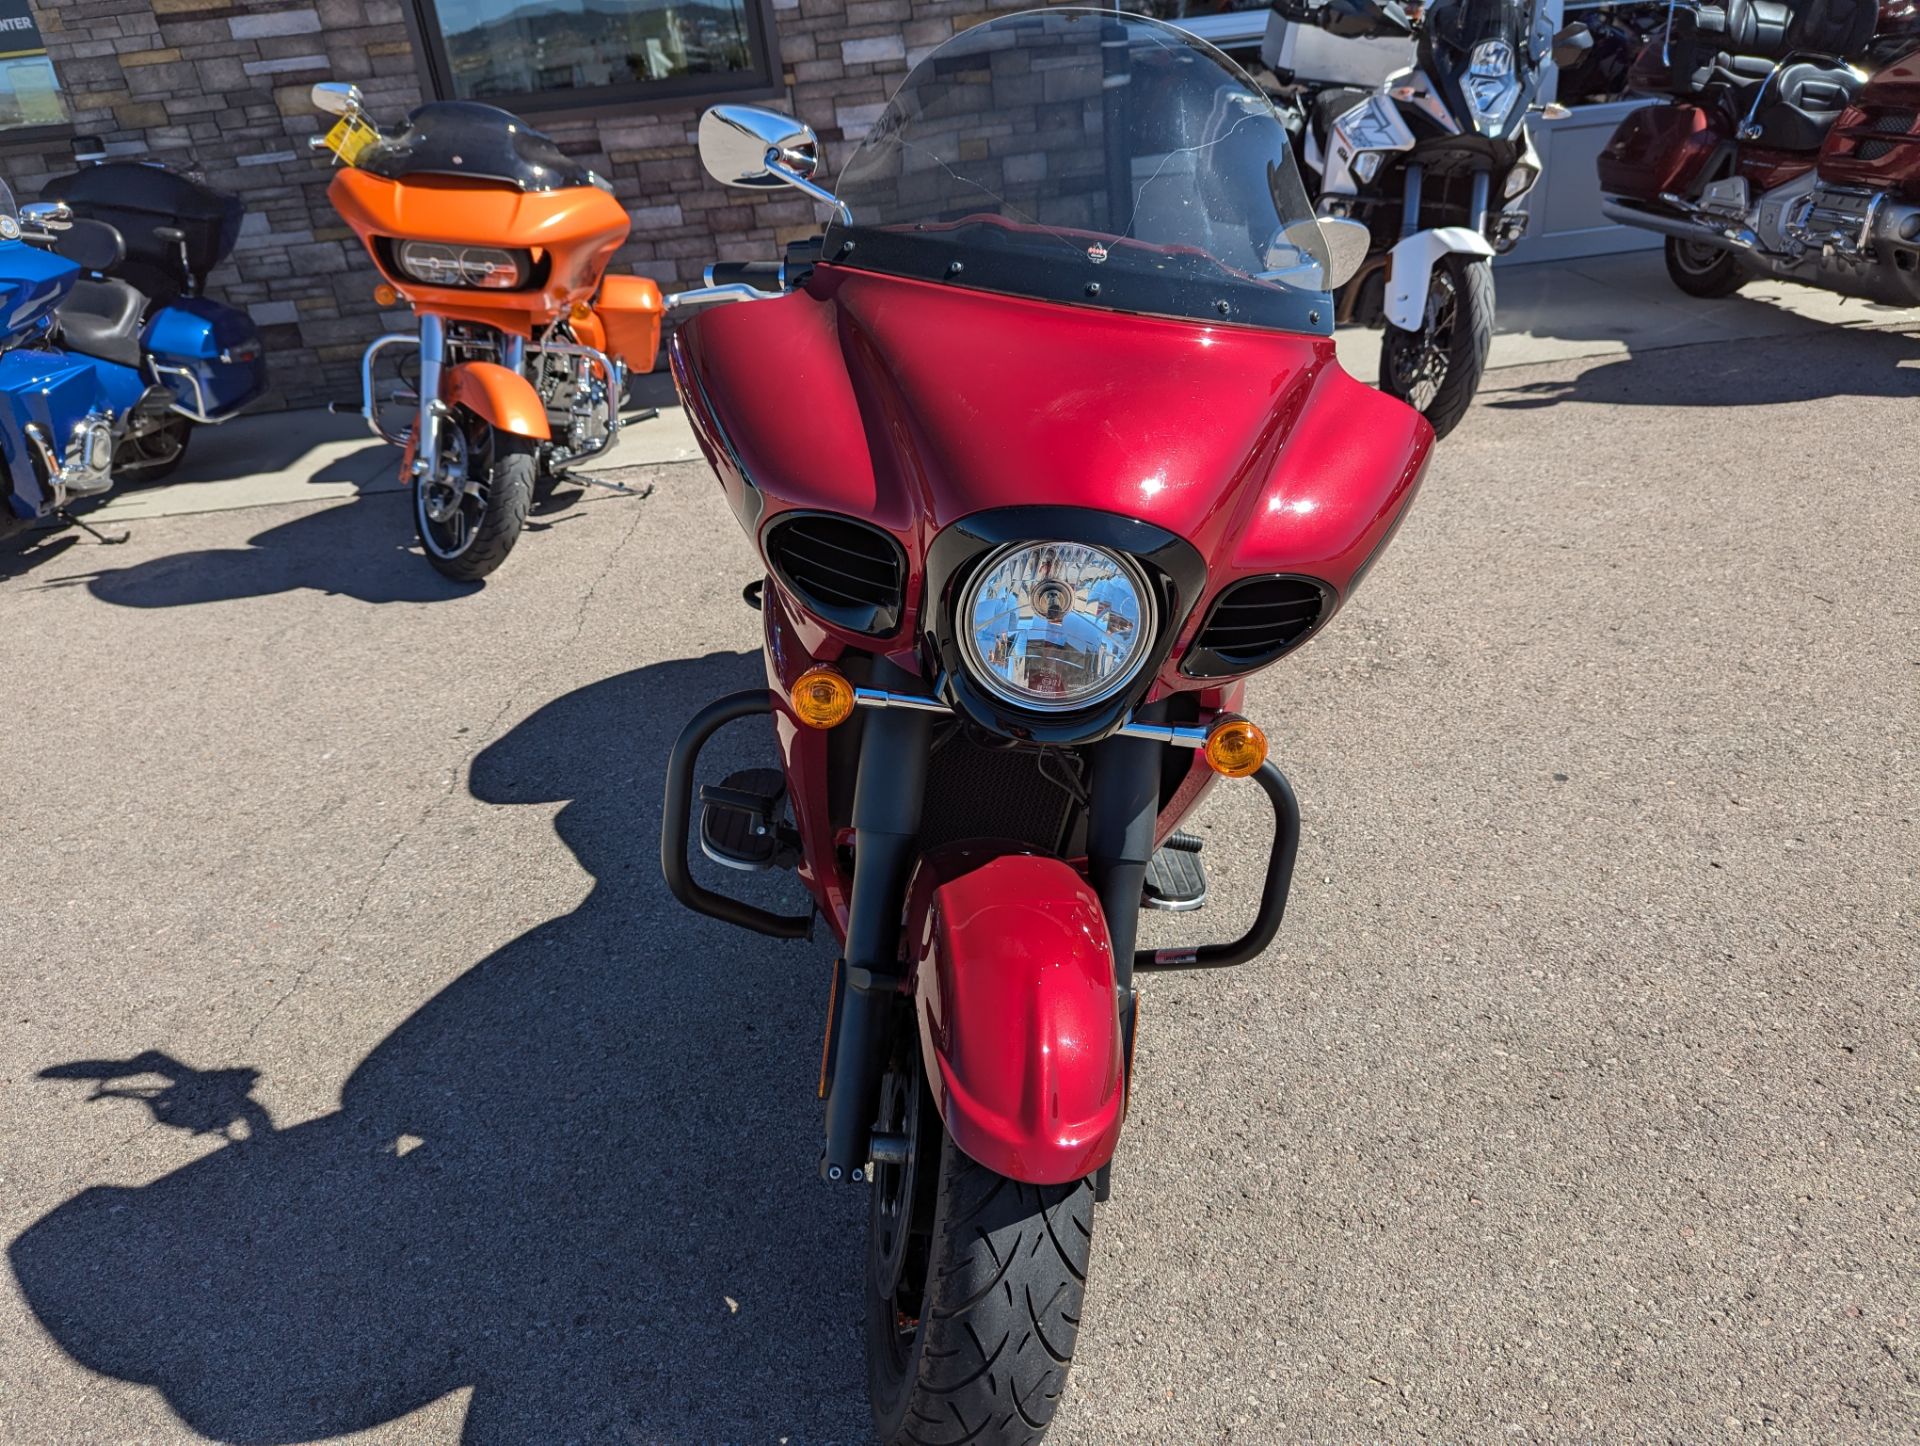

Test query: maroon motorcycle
[660,10,1433,1439]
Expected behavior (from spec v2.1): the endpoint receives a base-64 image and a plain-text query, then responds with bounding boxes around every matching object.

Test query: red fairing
[1820,49,1920,192]
[906,847,1125,1185]
[674,265,1431,683]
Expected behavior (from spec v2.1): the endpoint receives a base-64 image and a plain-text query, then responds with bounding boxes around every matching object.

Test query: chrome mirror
[20,200,72,231]
[699,105,850,222]
[311,81,364,116]
[1316,217,1372,290]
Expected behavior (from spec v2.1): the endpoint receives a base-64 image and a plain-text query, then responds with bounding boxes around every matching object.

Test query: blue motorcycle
[38,161,268,484]
[0,184,127,542]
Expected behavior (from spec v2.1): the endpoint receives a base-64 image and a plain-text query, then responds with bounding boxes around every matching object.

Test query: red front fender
[907,846,1125,1185]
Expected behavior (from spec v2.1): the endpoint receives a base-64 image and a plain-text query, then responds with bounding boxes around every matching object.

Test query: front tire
[1379,253,1494,440]
[414,408,534,582]
[867,1047,1095,1446]
[1664,236,1747,298]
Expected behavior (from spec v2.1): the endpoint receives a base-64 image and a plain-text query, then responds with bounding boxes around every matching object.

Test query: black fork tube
[820,659,931,1182]
[1087,732,1162,1006]
[1087,731,1161,1202]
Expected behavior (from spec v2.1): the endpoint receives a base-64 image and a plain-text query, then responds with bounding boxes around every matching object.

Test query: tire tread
[1379,253,1494,440]
[417,425,534,582]
[873,1136,1094,1446]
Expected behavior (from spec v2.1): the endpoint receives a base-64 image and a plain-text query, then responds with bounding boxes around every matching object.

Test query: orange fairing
[328,168,630,328]
[445,361,550,439]
[592,274,664,370]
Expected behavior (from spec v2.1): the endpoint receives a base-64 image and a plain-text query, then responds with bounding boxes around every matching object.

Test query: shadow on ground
[62,473,621,608]
[10,649,865,1443]
[1483,315,1920,410]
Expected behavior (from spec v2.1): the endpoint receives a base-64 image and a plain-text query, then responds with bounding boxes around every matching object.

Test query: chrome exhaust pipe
[1600,197,1758,250]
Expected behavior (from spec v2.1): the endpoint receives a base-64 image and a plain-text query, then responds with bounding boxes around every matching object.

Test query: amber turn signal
[372,283,398,307]
[791,665,856,729]
[570,300,594,322]
[1203,715,1267,777]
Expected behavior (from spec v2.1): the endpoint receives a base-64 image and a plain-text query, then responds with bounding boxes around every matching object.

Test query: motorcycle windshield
[823,8,1333,333]
[1429,0,1532,50]
[0,178,16,224]
[358,101,602,193]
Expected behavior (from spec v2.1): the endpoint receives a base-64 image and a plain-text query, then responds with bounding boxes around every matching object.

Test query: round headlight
[957,541,1157,712]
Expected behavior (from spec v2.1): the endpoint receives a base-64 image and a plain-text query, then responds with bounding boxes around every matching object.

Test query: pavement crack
[240,496,648,1046]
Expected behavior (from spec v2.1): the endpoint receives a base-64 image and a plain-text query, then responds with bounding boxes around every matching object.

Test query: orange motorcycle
[311,83,662,580]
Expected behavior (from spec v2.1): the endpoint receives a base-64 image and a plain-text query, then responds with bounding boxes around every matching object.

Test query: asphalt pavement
[1,315,1916,1444]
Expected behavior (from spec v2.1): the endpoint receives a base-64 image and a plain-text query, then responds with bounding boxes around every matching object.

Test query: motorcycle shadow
[82,482,480,610]
[1483,315,1920,410]
[10,649,865,1443]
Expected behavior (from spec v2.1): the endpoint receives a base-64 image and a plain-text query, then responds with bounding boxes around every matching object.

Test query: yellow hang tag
[323,114,378,165]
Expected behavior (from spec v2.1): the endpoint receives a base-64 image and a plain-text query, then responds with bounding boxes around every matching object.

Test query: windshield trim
[824,222,1332,336]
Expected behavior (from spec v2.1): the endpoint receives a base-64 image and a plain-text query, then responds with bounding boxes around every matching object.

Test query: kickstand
[57,508,130,544]
[625,406,660,423]
[575,473,654,500]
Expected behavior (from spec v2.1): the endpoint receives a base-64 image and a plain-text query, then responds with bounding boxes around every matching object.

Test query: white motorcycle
[1264,0,1590,435]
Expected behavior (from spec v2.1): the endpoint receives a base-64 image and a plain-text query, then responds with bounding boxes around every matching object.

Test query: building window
[0,0,68,133]
[410,0,778,114]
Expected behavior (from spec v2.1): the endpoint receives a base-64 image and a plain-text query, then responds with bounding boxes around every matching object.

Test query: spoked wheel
[1664,236,1747,298]
[1379,253,1494,440]
[414,406,535,582]
[866,1033,1096,1446]
[113,415,193,486]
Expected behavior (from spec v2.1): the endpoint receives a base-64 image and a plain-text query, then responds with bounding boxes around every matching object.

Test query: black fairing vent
[1856,109,1916,161]
[763,512,907,635]
[1181,575,1330,678]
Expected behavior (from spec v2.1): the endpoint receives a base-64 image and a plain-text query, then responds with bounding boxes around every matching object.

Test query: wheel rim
[1387,269,1459,414]
[417,417,488,560]
[118,417,188,470]
[870,1053,934,1373]
[1673,240,1724,275]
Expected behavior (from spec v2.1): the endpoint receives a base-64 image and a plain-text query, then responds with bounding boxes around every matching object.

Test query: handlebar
[704,260,787,289]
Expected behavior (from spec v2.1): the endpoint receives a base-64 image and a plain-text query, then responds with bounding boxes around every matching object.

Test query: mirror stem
[768,156,852,225]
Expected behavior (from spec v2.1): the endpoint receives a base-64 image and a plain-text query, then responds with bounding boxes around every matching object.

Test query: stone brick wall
[4,0,1050,405]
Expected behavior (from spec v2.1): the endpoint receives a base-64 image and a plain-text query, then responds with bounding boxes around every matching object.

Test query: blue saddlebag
[142,297,266,421]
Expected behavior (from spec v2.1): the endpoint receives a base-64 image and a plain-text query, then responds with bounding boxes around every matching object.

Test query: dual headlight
[394,240,526,289]
[958,541,1156,711]
[1463,40,1522,136]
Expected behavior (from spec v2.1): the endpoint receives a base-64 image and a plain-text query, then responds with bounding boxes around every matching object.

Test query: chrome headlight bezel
[955,540,1159,714]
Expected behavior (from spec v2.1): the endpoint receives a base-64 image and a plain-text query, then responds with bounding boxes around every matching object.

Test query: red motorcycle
[660,11,1431,1439]
[1597,0,1920,302]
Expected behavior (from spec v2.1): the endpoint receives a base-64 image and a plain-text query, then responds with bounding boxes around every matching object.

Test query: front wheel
[1379,253,1494,440]
[1664,236,1747,298]
[414,408,535,582]
[866,1046,1095,1445]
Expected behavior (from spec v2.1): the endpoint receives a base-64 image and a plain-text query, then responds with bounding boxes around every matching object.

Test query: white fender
[1384,227,1495,332]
